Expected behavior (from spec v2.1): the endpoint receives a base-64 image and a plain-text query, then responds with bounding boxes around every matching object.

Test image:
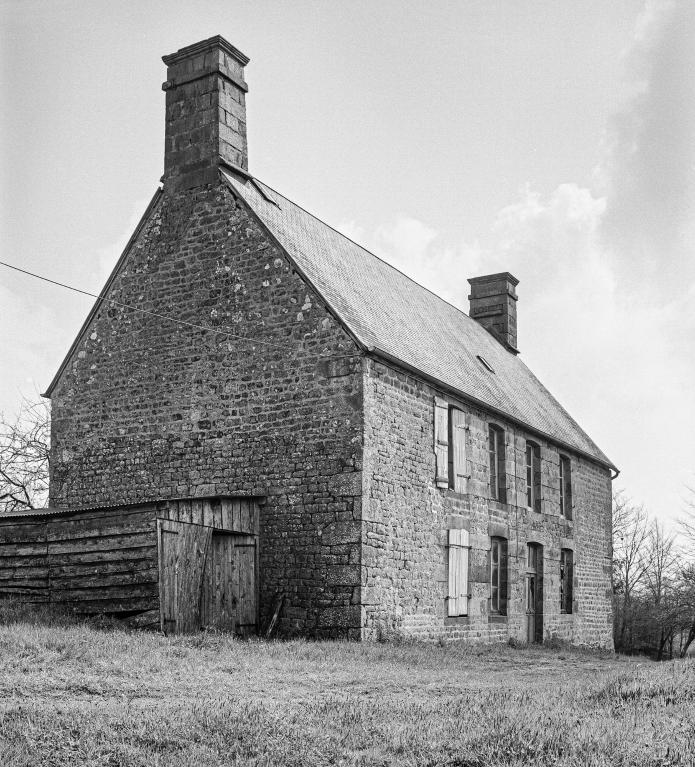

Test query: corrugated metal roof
[224,171,615,470]
[0,495,264,520]
[0,507,75,519]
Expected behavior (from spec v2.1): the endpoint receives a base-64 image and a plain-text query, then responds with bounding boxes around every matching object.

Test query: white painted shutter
[448,528,470,616]
[451,409,469,494]
[434,397,449,489]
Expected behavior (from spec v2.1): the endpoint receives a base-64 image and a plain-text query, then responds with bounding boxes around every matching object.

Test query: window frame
[490,536,508,615]
[488,424,506,503]
[559,454,572,520]
[526,440,541,512]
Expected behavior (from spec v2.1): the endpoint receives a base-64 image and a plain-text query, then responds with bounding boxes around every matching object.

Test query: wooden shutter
[451,409,469,493]
[434,398,449,488]
[448,528,469,616]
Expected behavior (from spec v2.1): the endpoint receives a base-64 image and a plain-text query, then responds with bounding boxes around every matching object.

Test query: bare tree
[0,397,50,513]
[676,484,695,656]
[643,520,679,660]
[612,490,650,650]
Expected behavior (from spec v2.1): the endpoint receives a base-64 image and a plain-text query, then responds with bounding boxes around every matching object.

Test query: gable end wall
[48,182,364,637]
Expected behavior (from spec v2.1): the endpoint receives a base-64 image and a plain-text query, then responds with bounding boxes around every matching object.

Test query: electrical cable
[0,260,362,364]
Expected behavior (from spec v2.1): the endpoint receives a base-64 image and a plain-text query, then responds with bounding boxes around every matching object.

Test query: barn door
[200,532,257,636]
[158,520,257,636]
[158,520,212,634]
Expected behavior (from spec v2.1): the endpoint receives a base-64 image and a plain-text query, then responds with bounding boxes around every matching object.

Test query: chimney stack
[468,272,520,354]
[162,36,249,191]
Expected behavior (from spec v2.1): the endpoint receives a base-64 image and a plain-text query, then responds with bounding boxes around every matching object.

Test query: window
[559,455,572,519]
[560,549,573,614]
[447,528,470,616]
[490,537,508,615]
[477,354,495,373]
[488,425,506,503]
[526,441,541,512]
[434,398,468,493]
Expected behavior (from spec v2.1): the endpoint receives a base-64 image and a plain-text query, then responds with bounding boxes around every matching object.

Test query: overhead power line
[1,261,363,367]
[0,259,290,349]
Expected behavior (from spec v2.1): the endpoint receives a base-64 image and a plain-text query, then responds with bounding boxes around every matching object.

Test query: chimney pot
[468,272,520,354]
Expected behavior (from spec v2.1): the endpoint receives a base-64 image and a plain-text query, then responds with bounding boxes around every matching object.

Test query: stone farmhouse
[11,37,618,643]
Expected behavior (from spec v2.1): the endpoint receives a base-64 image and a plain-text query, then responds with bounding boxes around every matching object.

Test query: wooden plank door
[234,536,257,637]
[158,520,212,634]
[199,532,257,635]
[525,543,544,643]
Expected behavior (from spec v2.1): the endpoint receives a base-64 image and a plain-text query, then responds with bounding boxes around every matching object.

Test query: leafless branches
[0,397,50,513]
[613,488,695,658]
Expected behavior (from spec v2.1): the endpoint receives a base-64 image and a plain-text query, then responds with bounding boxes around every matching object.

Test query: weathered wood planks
[0,496,260,629]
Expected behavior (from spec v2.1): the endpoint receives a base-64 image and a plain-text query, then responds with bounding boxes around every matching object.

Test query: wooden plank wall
[0,517,50,603]
[0,506,159,614]
[47,506,159,614]
[0,497,259,619]
[159,497,259,535]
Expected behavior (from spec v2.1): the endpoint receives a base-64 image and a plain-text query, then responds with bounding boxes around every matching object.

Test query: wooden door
[526,543,544,644]
[200,532,257,636]
[158,520,212,634]
[158,521,257,635]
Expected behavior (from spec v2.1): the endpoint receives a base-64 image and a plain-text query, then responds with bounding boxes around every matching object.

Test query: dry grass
[0,605,693,766]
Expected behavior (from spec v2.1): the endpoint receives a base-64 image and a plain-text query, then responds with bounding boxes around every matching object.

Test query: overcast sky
[1,0,693,527]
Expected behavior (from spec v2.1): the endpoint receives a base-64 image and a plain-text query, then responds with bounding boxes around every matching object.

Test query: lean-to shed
[0,496,260,634]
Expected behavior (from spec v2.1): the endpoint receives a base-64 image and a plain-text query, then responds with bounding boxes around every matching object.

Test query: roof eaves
[369,345,618,473]
[42,188,163,398]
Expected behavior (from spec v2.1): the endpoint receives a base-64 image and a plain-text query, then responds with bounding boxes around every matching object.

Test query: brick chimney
[468,272,520,354]
[162,36,249,191]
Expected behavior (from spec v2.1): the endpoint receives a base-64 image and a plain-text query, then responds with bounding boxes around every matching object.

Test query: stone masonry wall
[49,179,364,638]
[361,357,613,647]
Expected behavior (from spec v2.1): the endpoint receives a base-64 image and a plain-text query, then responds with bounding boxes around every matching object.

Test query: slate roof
[224,171,615,470]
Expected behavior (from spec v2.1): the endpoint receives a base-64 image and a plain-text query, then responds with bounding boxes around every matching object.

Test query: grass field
[0,606,693,766]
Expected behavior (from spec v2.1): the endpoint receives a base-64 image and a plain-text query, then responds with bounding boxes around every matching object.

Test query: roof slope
[224,171,615,469]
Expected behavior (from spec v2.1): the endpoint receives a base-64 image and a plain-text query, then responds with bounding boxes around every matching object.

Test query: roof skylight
[477,355,495,373]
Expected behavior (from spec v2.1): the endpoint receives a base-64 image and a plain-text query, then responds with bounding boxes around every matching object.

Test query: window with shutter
[434,398,449,489]
[488,424,506,502]
[526,441,541,512]
[490,536,508,615]
[559,455,572,520]
[447,528,470,616]
[450,408,469,493]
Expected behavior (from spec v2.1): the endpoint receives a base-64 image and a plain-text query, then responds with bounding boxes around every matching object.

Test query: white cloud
[601,0,695,294]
